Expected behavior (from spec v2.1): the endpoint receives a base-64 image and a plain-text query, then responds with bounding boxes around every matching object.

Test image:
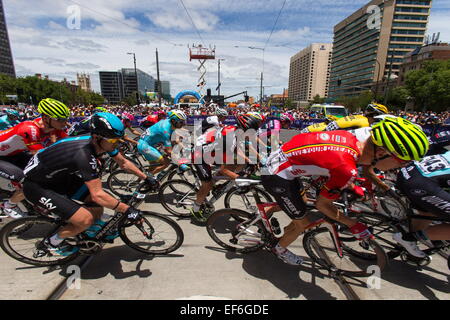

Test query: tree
[0,74,17,104]
[405,59,450,111]
[335,91,374,113]
[310,94,325,105]
[284,98,293,109]
[386,86,409,110]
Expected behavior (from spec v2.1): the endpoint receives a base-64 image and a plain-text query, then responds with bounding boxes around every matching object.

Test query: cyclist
[261,117,429,265]
[280,113,294,129]
[191,114,263,222]
[22,112,157,256]
[141,114,159,129]
[67,106,107,137]
[0,98,69,218]
[200,106,228,134]
[0,109,21,130]
[121,112,142,146]
[137,110,187,177]
[394,151,450,258]
[300,102,389,133]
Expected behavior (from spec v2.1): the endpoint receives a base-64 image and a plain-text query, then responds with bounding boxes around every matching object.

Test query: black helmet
[90,112,125,138]
[236,114,262,131]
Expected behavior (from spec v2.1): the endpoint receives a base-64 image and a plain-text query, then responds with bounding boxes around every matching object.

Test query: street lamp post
[217,58,225,98]
[248,46,265,105]
[127,52,140,106]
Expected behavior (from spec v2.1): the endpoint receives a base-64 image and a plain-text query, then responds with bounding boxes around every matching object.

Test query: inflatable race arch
[173,90,203,104]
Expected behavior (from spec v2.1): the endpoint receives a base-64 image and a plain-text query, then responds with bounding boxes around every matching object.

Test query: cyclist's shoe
[272,245,304,266]
[3,204,27,219]
[190,207,210,224]
[392,232,427,258]
[83,220,106,238]
[43,239,79,257]
[105,228,120,241]
[350,222,374,240]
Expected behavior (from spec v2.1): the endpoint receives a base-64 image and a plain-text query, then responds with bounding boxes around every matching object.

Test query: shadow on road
[218,249,341,300]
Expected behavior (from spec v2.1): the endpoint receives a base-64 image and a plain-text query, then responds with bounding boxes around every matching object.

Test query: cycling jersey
[397,151,450,217]
[23,136,104,220]
[67,117,91,136]
[139,119,174,148]
[266,131,361,200]
[301,115,369,133]
[0,119,67,157]
[427,130,450,156]
[0,115,19,131]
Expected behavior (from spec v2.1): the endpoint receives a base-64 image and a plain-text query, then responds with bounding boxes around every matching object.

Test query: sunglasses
[104,138,121,144]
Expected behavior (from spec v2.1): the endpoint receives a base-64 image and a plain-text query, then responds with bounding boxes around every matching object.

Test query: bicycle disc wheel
[119,211,184,255]
[302,227,388,277]
[158,179,198,217]
[0,217,80,266]
[107,170,141,197]
[224,186,272,212]
[206,208,267,253]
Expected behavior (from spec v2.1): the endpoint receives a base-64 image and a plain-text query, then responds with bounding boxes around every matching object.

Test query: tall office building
[99,71,124,105]
[99,68,155,104]
[0,0,15,78]
[328,0,432,98]
[288,43,333,103]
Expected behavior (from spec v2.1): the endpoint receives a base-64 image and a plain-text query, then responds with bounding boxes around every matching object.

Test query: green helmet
[38,98,70,119]
[94,107,108,113]
[371,116,429,161]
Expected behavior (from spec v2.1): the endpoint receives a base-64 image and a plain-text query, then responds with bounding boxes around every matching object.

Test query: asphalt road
[0,128,448,300]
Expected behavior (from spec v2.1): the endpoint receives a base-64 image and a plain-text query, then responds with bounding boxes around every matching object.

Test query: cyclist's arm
[112,152,147,180]
[123,135,138,145]
[127,127,141,136]
[361,165,390,192]
[218,164,240,180]
[85,178,130,213]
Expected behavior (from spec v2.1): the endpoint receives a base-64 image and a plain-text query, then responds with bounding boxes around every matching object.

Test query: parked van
[310,104,348,119]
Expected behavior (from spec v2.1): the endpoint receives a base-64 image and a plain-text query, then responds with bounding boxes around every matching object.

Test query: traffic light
[206,88,212,102]
[244,95,249,102]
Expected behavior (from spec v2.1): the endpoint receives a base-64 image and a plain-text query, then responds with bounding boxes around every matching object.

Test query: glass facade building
[0,0,15,78]
[328,0,432,98]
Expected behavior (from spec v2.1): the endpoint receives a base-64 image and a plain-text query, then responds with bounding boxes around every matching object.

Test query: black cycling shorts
[0,153,32,170]
[261,175,307,219]
[23,176,91,221]
[194,163,213,182]
[397,165,450,217]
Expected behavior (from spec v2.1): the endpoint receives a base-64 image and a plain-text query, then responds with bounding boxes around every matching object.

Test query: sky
[3,0,450,100]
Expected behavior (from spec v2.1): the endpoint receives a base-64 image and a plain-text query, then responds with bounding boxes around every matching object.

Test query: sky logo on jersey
[39,197,57,210]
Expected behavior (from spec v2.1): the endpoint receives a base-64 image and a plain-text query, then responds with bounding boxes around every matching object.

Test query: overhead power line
[178,0,205,46]
[264,0,288,50]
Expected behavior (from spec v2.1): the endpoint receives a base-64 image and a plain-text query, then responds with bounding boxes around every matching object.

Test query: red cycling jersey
[266,130,361,200]
[193,125,238,164]
[0,119,68,156]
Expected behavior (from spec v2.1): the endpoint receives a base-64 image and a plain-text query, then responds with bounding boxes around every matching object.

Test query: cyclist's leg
[261,175,311,247]
[0,159,26,217]
[137,140,166,175]
[193,163,213,205]
[23,180,95,239]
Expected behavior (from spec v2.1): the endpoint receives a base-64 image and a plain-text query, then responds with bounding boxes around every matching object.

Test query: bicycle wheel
[107,170,141,197]
[119,211,184,254]
[158,179,198,217]
[167,168,199,188]
[224,186,273,212]
[0,217,80,266]
[206,208,267,253]
[302,226,388,277]
[351,211,403,260]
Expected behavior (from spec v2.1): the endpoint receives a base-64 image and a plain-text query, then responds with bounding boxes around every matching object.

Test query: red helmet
[235,114,263,131]
[122,112,135,122]
[141,114,159,128]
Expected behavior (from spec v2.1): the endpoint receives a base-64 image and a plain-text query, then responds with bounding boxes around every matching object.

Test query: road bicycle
[206,179,388,277]
[0,182,184,267]
[157,165,273,219]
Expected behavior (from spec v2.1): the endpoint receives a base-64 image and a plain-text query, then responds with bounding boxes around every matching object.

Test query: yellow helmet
[366,102,389,115]
[371,116,429,161]
[38,98,70,119]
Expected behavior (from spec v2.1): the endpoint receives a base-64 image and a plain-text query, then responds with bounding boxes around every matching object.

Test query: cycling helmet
[371,116,429,161]
[141,114,159,128]
[168,110,187,122]
[121,112,135,122]
[366,102,389,115]
[236,114,263,131]
[94,107,108,113]
[5,109,20,118]
[280,113,293,122]
[215,108,228,117]
[246,112,264,122]
[156,110,166,119]
[90,112,125,138]
[38,98,70,119]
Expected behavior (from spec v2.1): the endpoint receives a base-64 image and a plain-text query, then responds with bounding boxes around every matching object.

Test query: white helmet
[215,108,228,117]
[168,109,187,122]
